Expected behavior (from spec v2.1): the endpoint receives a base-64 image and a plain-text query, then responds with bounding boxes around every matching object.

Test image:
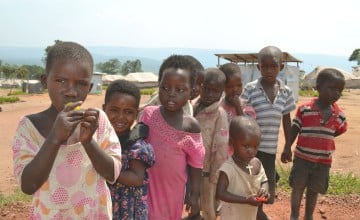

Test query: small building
[215,52,302,101]
[22,80,44,93]
[90,72,105,94]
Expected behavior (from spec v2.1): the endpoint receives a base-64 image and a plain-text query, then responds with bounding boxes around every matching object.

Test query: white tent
[124,72,158,88]
[302,66,360,89]
[352,66,360,77]
[102,74,125,85]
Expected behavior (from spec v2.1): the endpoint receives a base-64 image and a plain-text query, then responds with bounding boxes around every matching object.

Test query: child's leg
[304,188,318,220]
[304,162,330,220]
[289,157,310,220]
[256,151,276,220]
[290,186,306,219]
[200,174,217,220]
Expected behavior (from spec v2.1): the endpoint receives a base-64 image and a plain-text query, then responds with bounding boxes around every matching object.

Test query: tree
[0,64,17,79]
[42,40,63,64]
[121,59,143,74]
[96,58,121,75]
[22,65,45,79]
[349,49,360,65]
[15,67,30,79]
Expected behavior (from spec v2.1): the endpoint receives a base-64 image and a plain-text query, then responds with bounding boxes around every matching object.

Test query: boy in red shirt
[281,68,347,220]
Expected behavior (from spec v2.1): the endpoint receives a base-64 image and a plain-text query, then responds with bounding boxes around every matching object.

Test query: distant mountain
[0,46,356,74]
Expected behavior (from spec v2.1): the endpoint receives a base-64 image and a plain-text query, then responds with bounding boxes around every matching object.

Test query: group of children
[12,41,347,220]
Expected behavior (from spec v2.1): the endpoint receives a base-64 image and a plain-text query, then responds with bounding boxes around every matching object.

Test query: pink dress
[12,110,122,219]
[139,106,205,220]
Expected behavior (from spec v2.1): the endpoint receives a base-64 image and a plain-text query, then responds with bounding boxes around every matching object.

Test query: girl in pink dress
[139,55,205,220]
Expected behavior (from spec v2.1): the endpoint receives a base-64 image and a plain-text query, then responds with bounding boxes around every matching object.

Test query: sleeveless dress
[139,106,205,220]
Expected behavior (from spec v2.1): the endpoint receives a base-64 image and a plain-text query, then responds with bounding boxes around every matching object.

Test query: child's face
[224,73,243,100]
[103,93,138,136]
[45,59,92,111]
[257,55,284,84]
[230,132,260,164]
[190,73,204,100]
[199,79,224,106]
[158,67,191,112]
[317,77,345,106]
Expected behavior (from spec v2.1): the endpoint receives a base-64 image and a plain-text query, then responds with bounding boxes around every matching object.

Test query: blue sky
[0,0,359,57]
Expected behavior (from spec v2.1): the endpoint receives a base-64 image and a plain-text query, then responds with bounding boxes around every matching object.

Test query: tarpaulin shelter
[215,52,302,101]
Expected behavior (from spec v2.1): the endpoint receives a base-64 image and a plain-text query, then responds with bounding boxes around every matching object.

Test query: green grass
[140,88,157,95]
[8,89,26,96]
[299,89,319,97]
[0,96,20,104]
[277,164,360,195]
[0,188,31,208]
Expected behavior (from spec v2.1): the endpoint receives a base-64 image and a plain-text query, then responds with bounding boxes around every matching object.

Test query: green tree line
[0,62,44,80]
[44,40,143,75]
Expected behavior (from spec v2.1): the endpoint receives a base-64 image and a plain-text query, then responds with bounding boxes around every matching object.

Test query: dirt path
[1,89,360,219]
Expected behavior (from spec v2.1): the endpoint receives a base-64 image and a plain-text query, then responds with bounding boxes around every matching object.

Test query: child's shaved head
[229,116,261,139]
[258,46,283,64]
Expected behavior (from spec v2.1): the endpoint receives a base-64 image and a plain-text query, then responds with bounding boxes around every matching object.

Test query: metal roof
[214,52,302,64]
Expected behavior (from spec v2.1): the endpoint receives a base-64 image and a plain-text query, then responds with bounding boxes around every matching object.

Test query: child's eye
[125,110,135,115]
[78,81,90,86]
[177,88,185,93]
[56,79,65,83]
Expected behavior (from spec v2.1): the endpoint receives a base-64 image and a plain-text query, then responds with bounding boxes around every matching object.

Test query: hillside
[0,46,355,74]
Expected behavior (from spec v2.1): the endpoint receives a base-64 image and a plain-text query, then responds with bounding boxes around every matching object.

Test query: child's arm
[216,171,259,206]
[282,113,292,145]
[80,108,117,182]
[227,95,244,115]
[117,159,146,186]
[281,124,300,163]
[186,166,202,216]
[209,110,229,183]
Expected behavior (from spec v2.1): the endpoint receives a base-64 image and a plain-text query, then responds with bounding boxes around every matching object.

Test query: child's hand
[185,194,201,218]
[227,95,245,115]
[256,188,269,203]
[281,147,293,163]
[246,195,262,206]
[50,101,84,145]
[227,95,241,107]
[79,108,99,144]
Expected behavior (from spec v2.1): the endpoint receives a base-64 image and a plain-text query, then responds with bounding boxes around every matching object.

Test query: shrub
[299,89,319,97]
[0,96,20,104]
[140,88,157,95]
[0,188,31,207]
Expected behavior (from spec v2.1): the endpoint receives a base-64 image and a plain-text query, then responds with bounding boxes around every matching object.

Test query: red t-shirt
[293,98,347,165]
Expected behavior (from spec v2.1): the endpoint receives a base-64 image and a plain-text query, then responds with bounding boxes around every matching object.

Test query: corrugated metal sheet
[214,52,302,64]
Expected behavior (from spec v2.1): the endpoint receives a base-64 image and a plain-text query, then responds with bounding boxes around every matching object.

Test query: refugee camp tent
[0,79,22,88]
[124,72,158,88]
[352,66,360,77]
[215,52,302,101]
[302,66,360,89]
[102,74,125,85]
